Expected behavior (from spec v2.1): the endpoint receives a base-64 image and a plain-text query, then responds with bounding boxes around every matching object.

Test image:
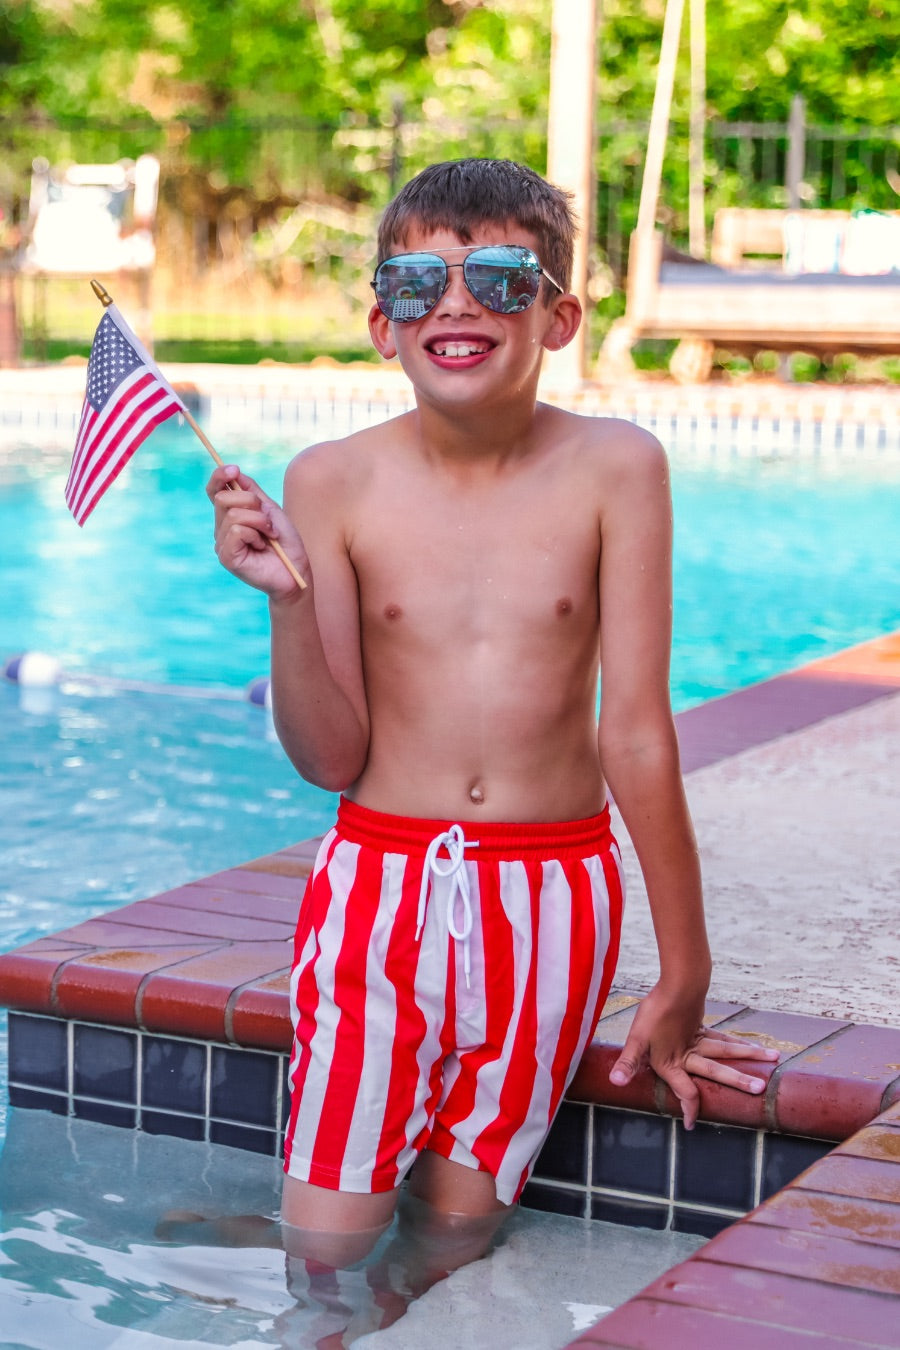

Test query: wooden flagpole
[90,281,307,591]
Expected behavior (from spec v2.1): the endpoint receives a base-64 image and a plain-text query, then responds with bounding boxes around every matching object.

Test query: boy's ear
[368,305,397,360]
[542,293,583,352]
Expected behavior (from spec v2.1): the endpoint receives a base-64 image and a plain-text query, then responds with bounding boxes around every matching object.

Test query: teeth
[434,343,487,357]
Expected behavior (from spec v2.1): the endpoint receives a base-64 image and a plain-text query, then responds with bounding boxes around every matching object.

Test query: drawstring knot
[416,825,478,987]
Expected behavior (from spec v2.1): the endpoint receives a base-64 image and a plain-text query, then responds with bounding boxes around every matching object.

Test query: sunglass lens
[463,246,542,314]
[374,255,446,321]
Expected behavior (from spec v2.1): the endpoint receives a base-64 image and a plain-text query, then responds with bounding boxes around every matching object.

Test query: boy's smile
[426,331,495,369]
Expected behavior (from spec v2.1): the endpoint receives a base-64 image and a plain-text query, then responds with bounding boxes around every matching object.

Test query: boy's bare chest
[349,475,601,633]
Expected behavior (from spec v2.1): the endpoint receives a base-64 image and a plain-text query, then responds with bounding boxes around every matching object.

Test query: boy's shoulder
[539,404,667,472]
[285,413,411,489]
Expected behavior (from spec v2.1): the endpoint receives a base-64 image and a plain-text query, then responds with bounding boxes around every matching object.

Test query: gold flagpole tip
[90,280,113,307]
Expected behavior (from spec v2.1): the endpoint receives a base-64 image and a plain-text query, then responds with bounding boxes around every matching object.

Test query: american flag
[65,304,185,525]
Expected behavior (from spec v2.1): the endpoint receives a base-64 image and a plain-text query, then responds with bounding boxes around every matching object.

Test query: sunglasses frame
[371,244,564,323]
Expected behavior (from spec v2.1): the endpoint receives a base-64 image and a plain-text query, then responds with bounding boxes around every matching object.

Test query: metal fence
[2,108,897,357]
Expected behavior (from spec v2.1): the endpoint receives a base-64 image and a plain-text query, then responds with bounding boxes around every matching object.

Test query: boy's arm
[595,427,776,1127]
[208,450,369,792]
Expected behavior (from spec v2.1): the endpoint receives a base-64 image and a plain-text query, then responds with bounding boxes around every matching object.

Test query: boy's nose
[434,263,478,315]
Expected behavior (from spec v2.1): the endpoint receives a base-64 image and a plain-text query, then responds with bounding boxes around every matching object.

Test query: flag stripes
[64,304,184,525]
[66,369,181,524]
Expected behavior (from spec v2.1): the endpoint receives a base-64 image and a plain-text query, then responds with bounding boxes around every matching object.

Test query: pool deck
[2,631,900,1347]
[2,361,900,459]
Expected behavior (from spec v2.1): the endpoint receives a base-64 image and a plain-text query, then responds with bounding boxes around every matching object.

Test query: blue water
[669,456,900,704]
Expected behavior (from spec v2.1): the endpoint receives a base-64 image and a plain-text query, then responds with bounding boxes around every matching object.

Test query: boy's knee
[280,1173,397,1268]
[281,1219,391,1270]
[397,1190,510,1272]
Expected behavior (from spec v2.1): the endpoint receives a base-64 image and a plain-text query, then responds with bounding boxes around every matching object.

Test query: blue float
[245,675,272,710]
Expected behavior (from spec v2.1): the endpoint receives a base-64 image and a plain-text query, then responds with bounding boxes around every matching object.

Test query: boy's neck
[411,394,548,469]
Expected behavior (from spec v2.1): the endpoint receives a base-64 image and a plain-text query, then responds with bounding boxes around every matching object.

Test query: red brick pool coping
[3,631,900,1345]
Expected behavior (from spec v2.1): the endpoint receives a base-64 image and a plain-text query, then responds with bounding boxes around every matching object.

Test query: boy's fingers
[220,507,277,538]
[217,523,268,555]
[608,1044,644,1086]
[703,1028,779,1051]
[207,465,265,504]
[685,1053,768,1095]
[658,1066,700,1130]
[696,1036,780,1062]
[207,464,240,497]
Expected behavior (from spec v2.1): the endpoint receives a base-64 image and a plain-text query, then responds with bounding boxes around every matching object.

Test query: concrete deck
[617,648,900,1027]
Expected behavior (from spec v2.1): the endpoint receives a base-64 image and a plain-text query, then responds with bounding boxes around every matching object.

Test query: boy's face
[368,221,580,407]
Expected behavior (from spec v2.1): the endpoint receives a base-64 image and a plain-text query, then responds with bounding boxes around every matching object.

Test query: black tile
[73,1025,137,1103]
[210,1120,279,1155]
[592,1108,670,1198]
[673,1206,739,1238]
[8,1086,68,1116]
[760,1132,833,1201]
[142,1037,206,1114]
[73,1099,137,1129]
[142,1110,207,1142]
[210,1047,279,1127]
[520,1181,587,1218]
[674,1121,756,1211]
[591,1194,669,1229]
[281,1062,292,1130]
[8,1014,68,1091]
[532,1102,589,1185]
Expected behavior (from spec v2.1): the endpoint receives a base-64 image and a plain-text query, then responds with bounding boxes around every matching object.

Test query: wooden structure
[619,208,900,379]
[16,154,160,357]
[600,0,900,380]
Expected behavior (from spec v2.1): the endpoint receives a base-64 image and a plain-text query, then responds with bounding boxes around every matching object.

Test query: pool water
[0,1111,705,1349]
[0,682,336,954]
[669,456,900,705]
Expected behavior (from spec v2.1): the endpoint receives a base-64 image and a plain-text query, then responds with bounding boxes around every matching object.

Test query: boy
[208,158,776,1267]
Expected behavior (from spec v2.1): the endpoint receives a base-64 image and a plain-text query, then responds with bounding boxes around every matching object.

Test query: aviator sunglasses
[371,244,564,322]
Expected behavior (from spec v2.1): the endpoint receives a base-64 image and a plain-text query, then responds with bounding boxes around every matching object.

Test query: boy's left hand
[608,986,781,1130]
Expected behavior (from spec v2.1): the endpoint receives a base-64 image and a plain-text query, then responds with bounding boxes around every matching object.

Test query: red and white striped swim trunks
[283,796,624,1206]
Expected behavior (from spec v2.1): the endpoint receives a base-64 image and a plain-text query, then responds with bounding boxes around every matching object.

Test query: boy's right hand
[206,464,309,599]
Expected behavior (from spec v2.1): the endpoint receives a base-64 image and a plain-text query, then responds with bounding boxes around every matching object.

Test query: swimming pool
[3,425,898,1128]
[1,416,897,1346]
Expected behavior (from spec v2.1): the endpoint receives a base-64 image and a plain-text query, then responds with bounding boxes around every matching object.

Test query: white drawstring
[416,825,479,988]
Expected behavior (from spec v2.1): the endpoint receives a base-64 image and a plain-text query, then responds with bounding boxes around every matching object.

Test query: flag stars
[86,314,142,411]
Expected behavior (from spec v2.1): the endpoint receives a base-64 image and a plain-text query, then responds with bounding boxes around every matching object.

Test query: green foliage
[598,0,900,126]
[11,1,898,196]
[7,0,900,371]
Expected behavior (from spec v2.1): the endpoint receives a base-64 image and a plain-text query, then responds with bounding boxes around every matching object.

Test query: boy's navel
[468,781,485,805]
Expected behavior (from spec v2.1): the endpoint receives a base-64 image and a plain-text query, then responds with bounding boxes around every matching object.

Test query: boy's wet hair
[377,158,576,298]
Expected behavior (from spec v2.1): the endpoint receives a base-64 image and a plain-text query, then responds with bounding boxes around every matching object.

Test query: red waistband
[336,796,614,861]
